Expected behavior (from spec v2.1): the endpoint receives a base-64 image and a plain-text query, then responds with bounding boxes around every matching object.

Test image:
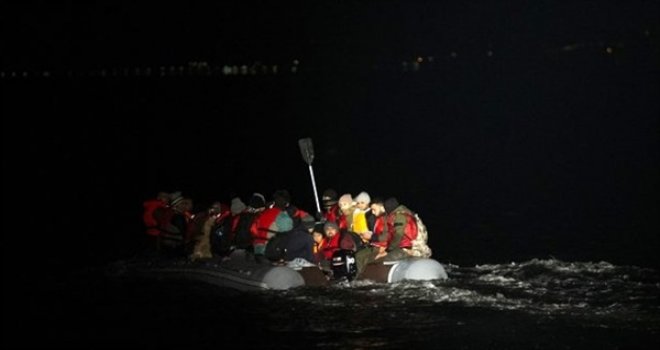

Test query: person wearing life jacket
[336,193,366,251]
[142,191,170,254]
[336,193,353,233]
[368,198,389,249]
[321,188,341,223]
[311,222,336,275]
[380,197,418,261]
[312,223,328,264]
[320,221,342,261]
[219,196,246,253]
[354,197,389,276]
[250,190,305,262]
[232,193,266,251]
[353,191,376,245]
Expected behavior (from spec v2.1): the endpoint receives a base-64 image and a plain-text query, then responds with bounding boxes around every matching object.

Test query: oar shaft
[308,165,321,214]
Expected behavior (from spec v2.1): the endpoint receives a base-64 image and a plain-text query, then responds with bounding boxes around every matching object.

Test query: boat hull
[113,250,447,291]
[360,258,448,283]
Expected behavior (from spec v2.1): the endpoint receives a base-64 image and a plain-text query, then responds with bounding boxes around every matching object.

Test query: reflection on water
[10,258,658,348]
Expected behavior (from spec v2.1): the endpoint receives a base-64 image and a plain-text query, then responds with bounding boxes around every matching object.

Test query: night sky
[3,1,659,274]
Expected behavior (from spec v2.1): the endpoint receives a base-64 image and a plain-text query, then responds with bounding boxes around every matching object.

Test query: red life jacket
[337,214,349,232]
[250,206,307,245]
[321,232,342,260]
[313,237,327,263]
[250,207,281,245]
[143,199,166,236]
[371,216,388,248]
[387,210,418,249]
[323,204,341,224]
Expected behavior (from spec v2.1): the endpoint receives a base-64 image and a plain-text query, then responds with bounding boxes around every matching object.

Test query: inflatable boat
[112,250,447,291]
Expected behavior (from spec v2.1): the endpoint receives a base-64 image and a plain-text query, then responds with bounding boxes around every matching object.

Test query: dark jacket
[282,225,315,262]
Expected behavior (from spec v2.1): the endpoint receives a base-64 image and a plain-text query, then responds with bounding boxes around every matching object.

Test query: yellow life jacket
[352,209,368,234]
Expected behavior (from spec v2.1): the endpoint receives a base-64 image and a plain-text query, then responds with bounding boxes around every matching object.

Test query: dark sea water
[10,259,659,349]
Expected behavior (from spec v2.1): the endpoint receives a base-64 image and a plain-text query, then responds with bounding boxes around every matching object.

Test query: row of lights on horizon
[0,44,633,79]
[0,60,301,79]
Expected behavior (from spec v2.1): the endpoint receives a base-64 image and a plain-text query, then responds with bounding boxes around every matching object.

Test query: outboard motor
[331,249,357,281]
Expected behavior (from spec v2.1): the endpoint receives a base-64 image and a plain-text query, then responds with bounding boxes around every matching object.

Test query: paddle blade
[298,138,315,165]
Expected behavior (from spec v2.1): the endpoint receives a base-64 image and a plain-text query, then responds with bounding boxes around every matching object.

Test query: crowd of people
[142,188,431,280]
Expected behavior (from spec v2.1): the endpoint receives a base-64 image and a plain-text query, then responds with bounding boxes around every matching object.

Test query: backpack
[409,213,432,258]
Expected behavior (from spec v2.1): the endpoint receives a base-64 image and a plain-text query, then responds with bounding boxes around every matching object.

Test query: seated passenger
[321,188,340,223]
[282,215,317,269]
[382,197,418,261]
